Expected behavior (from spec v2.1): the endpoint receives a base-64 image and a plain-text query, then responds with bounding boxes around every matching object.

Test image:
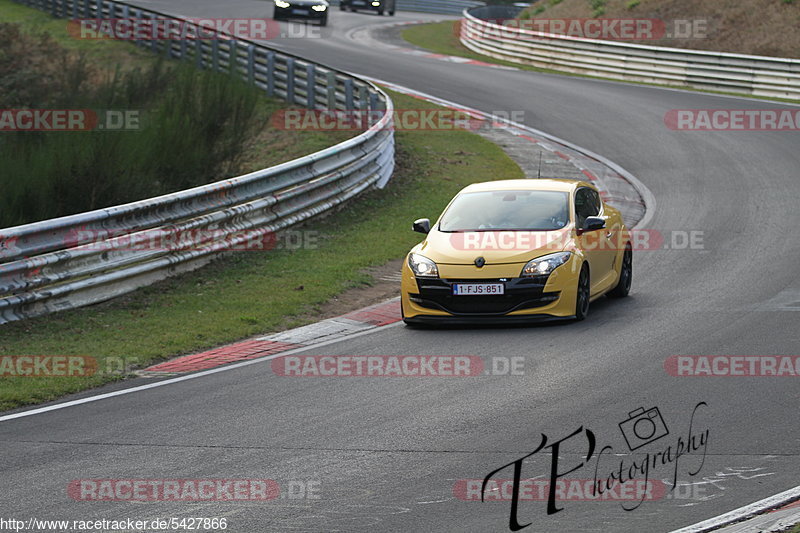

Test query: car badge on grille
[474,257,486,268]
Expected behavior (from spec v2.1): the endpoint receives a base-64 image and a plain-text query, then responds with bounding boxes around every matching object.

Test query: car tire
[340,3,346,10]
[575,264,590,321]
[378,9,384,15]
[389,9,395,15]
[608,245,632,298]
[319,15,328,26]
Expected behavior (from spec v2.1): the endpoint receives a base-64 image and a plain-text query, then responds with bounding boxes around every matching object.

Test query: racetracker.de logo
[665,109,800,131]
[0,356,97,377]
[271,355,525,377]
[68,479,280,501]
[447,229,703,252]
[62,228,318,253]
[665,355,800,377]
[271,109,494,132]
[68,18,280,40]
[0,109,140,132]
[458,18,709,41]
[454,478,667,502]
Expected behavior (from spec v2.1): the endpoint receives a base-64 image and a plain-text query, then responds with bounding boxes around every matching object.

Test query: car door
[574,187,615,294]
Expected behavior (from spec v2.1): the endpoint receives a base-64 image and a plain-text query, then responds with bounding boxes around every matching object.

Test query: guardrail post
[326,71,337,110]
[149,13,158,53]
[95,0,101,19]
[344,78,354,110]
[195,39,204,69]
[358,85,369,111]
[179,37,187,60]
[211,39,219,72]
[246,44,255,85]
[227,40,237,75]
[286,58,296,105]
[306,64,316,109]
[266,51,275,96]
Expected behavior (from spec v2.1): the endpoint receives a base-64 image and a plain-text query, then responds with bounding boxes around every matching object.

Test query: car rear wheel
[575,265,590,321]
[608,245,632,298]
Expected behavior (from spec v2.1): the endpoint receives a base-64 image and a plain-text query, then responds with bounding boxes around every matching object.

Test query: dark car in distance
[340,0,396,16]
[273,0,330,26]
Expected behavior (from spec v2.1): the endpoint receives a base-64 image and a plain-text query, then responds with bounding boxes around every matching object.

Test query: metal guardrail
[0,0,395,324]
[330,0,484,15]
[460,6,800,100]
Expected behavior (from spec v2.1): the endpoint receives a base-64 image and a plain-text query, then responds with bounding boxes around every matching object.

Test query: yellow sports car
[401,179,632,325]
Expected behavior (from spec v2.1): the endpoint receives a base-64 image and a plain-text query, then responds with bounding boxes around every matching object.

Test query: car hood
[417,228,571,265]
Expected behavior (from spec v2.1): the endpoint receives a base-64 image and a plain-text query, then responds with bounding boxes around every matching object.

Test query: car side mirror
[412,218,431,234]
[579,216,605,234]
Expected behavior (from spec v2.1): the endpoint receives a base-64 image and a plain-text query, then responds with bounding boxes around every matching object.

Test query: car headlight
[521,252,571,277]
[275,0,290,8]
[408,253,439,278]
[311,4,327,10]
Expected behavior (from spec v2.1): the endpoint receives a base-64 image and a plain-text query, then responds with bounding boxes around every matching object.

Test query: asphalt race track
[1,4,799,532]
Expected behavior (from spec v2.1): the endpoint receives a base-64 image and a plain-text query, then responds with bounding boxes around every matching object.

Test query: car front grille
[411,276,559,315]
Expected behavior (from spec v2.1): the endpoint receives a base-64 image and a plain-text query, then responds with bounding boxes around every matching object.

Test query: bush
[0,23,263,227]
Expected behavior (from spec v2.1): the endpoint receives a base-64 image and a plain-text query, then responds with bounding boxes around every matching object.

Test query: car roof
[458,179,594,194]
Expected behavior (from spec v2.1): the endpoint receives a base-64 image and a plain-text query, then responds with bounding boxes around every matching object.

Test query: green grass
[786,522,800,533]
[0,0,155,66]
[401,21,800,104]
[0,89,524,411]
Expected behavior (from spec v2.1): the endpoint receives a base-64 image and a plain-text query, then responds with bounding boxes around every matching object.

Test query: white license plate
[453,283,504,296]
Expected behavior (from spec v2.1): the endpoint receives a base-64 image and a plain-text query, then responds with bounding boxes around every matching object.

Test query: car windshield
[438,190,570,232]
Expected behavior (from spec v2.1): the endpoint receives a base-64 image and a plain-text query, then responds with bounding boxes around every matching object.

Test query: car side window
[574,188,600,228]
[587,189,602,215]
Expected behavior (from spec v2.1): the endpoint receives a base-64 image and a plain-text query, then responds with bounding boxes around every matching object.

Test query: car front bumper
[400,258,581,323]
[275,5,327,19]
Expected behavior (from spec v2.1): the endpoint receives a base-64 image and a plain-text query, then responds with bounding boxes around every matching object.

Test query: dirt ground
[521,0,800,58]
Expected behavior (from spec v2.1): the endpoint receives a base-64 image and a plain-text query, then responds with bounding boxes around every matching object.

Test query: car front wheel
[575,265,590,321]
[608,245,632,298]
